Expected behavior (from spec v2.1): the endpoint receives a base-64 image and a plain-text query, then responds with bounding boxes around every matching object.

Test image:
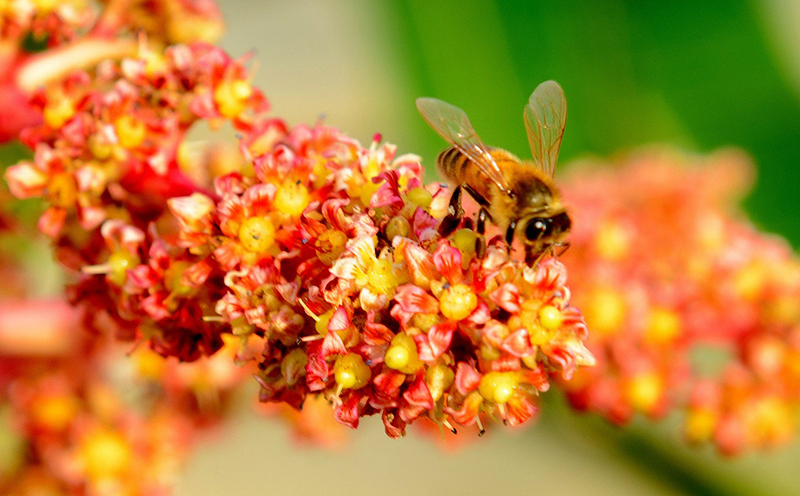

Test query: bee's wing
[524,80,567,178]
[416,97,510,193]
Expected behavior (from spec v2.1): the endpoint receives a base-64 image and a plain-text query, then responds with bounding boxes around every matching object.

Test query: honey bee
[416,80,570,265]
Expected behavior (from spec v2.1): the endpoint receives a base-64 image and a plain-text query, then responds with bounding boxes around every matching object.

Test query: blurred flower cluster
[560,149,800,455]
[0,298,247,495]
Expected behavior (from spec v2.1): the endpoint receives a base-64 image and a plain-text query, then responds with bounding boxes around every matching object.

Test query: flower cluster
[559,148,800,455]
[169,125,594,437]
[3,27,593,440]
[0,0,224,143]
[4,40,274,360]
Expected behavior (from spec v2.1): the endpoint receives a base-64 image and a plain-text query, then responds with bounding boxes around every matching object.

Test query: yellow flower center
[333,353,371,389]
[595,220,630,261]
[31,394,80,431]
[538,305,563,331]
[478,371,518,404]
[238,216,275,253]
[584,288,627,337]
[80,429,133,480]
[685,407,717,444]
[453,228,479,257]
[425,364,455,402]
[644,307,681,344]
[274,180,311,218]
[107,250,140,286]
[626,372,662,413]
[114,115,146,148]
[214,79,252,118]
[367,259,398,295]
[316,230,347,265]
[407,187,432,208]
[517,299,556,346]
[384,332,421,374]
[439,283,478,321]
[47,172,78,208]
[385,216,411,240]
[43,97,74,128]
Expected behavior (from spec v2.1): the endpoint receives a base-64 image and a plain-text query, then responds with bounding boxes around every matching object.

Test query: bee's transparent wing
[416,97,509,192]
[524,80,567,178]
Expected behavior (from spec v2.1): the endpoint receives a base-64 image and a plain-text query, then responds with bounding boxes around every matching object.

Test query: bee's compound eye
[525,218,548,241]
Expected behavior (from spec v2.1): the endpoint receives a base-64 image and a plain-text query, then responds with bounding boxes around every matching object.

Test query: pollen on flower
[439,283,478,321]
[367,258,398,295]
[273,180,310,218]
[238,217,275,253]
[3,29,595,448]
[316,230,348,265]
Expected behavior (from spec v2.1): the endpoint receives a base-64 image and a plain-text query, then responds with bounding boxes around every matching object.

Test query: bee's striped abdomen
[437,146,484,186]
[436,146,500,201]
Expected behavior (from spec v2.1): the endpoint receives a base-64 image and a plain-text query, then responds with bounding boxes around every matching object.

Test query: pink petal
[428,321,456,358]
[393,284,439,314]
[490,283,521,313]
[455,362,482,395]
[500,329,535,357]
[433,242,463,285]
[321,327,347,358]
[327,306,351,333]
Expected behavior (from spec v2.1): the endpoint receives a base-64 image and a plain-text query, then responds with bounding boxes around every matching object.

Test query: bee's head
[514,211,571,262]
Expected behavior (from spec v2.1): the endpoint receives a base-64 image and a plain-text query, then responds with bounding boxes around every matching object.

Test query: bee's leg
[475,207,491,258]
[555,242,571,257]
[461,185,492,258]
[438,185,465,238]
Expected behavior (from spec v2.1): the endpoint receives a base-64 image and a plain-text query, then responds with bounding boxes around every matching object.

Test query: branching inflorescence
[3,10,594,442]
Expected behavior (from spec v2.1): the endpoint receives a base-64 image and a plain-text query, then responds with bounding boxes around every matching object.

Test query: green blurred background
[3,0,800,494]
[222,0,800,248]
[176,1,800,496]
